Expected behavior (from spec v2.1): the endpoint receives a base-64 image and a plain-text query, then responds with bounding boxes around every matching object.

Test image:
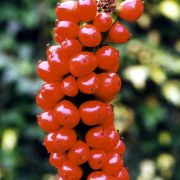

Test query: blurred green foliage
[0,0,180,180]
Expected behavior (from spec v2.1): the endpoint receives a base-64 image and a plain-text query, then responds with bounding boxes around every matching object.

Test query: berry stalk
[36,0,144,179]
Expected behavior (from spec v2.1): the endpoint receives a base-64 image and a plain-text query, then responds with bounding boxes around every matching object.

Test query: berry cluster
[36,0,143,179]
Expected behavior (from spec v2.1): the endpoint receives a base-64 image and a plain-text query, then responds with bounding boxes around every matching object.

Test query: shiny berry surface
[93,12,112,32]
[49,152,67,168]
[54,127,77,151]
[43,133,57,153]
[56,1,79,23]
[87,171,111,180]
[68,140,90,165]
[119,0,144,22]
[54,21,79,39]
[109,22,131,44]
[77,0,97,22]
[116,167,130,180]
[79,25,101,47]
[58,161,83,180]
[77,72,99,94]
[69,52,97,77]
[114,139,126,155]
[54,100,80,128]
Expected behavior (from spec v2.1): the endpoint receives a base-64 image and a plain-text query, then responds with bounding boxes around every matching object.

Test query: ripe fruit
[37,110,60,132]
[119,0,144,22]
[114,139,126,155]
[116,167,130,180]
[54,21,79,39]
[109,22,131,44]
[93,12,112,32]
[69,52,97,77]
[54,100,80,128]
[43,133,57,153]
[54,127,77,151]
[80,100,107,126]
[79,25,102,47]
[95,72,121,102]
[87,171,110,180]
[56,1,79,23]
[77,0,97,22]
[58,161,83,180]
[49,152,67,168]
[37,61,62,82]
[102,152,123,176]
[61,75,79,97]
[77,72,99,94]
[95,46,120,71]
[88,149,106,170]
[68,140,90,165]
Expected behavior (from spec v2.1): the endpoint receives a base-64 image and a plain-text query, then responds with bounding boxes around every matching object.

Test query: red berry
[60,39,83,58]
[88,149,106,170]
[69,52,97,77]
[61,76,79,97]
[77,72,99,94]
[37,110,61,133]
[68,140,90,165]
[54,100,80,129]
[119,0,144,22]
[108,61,120,73]
[95,72,121,102]
[54,21,79,39]
[86,126,105,149]
[79,100,107,126]
[109,22,131,44]
[46,45,61,57]
[95,46,120,71]
[48,49,69,76]
[43,133,57,153]
[58,161,83,180]
[37,61,62,82]
[87,171,111,180]
[102,152,123,176]
[77,0,97,22]
[114,140,126,155]
[116,167,130,180]
[56,1,79,23]
[54,127,77,151]
[93,12,112,32]
[54,33,65,44]
[79,25,101,47]
[49,152,68,168]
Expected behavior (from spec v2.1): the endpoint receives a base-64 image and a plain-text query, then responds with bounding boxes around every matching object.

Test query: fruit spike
[36,0,144,179]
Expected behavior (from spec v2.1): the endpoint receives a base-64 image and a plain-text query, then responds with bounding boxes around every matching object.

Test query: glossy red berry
[37,61,62,82]
[79,25,101,47]
[109,22,131,44]
[37,110,61,133]
[54,21,79,39]
[95,72,121,102]
[86,126,105,149]
[68,140,90,165]
[108,61,120,73]
[54,33,65,44]
[119,0,144,22]
[56,1,79,23]
[116,167,130,180]
[114,139,126,155]
[77,72,99,94]
[58,161,83,180]
[102,152,123,176]
[77,0,97,22]
[54,100,80,129]
[95,46,120,71]
[87,171,111,180]
[93,12,112,32]
[69,52,97,77]
[60,39,83,58]
[43,133,57,153]
[61,76,79,97]
[54,127,77,151]
[79,100,107,126]
[49,152,68,168]
[88,149,106,170]
[46,45,61,57]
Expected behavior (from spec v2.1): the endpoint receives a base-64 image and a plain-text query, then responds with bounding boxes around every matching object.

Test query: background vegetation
[0,0,179,179]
